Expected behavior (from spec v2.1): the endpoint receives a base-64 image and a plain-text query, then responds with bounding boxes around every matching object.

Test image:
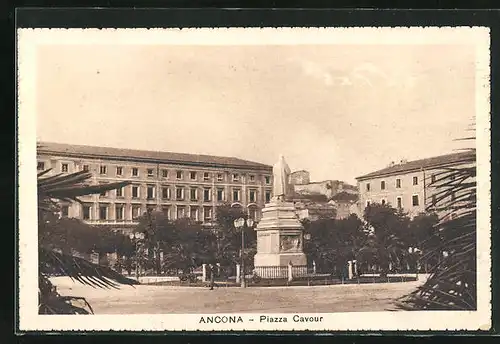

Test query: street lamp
[233,217,254,288]
[408,247,422,278]
[129,232,145,279]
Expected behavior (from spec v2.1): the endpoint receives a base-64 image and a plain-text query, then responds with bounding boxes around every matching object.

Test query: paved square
[51,276,426,314]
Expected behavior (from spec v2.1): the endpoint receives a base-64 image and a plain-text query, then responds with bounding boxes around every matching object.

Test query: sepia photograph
[17,27,491,331]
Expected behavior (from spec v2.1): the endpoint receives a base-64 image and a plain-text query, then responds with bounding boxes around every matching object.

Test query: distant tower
[290,170,310,185]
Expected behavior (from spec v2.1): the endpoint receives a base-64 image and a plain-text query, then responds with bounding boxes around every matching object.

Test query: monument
[253,155,308,279]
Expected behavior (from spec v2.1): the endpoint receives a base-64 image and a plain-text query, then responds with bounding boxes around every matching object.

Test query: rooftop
[356,150,475,180]
[37,141,273,171]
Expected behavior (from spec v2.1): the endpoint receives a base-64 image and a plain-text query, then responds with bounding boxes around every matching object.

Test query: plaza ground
[50,275,429,314]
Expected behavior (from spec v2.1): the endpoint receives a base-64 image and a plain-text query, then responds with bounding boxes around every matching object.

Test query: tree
[213,203,255,270]
[399,145,477,310]
[37,168,138,314]
[161,217,215,273]
[360,203,410,276]
[302,214,366,274]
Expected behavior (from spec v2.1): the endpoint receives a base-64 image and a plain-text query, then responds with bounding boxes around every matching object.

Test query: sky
[36,43,475,184]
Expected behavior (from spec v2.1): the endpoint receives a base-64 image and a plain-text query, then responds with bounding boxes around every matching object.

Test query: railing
[254,265,308,279]
[254,266,288,279]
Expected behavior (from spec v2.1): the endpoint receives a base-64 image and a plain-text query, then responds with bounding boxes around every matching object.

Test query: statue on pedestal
[272,154,292,202]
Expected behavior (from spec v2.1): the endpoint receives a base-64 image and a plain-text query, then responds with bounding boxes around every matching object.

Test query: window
[190,171,197,180]
[248,208,257,220]
[203,172,210,181]
[265,176,271,184]
[147,204,155,213]
[147,168,154,177]
[204,188,211,202]
[99,184,107,197]
[431,195,437,207]
[100,165,107,175]
[37,161,45,170]
[233,189,240,202]
[431,174,436,183]
[82,164,89,172]
[412,195,419,206]
[99,205,108,220]
[265,191,271,203]
[162,206,171,219]
[147,185,155,199]
[217,189,224,201]
[203,207,212,221]
[397,197,402,208]
[162,169,168,178]
[381,199,386,205]
[190,188,198,201]
[190,207,198,220]
[366,183,370,192]
[116,187,123,197]
[177,206,186,219]
[413,176,418,185]
[176,187,184,200]
[61,205,69,217]
[82,204,91,220]
[232,174,239,182]
[132,168,139,177]
[132,186,139,198]
[115,205,124,220]
[249,175,255,182]
[217,174,223,182]
[396,178,401,188]
[380,181,385,190]
[116,166,123,176]
[162,187,171,200]
[132,205,142,219]
[176,171,183,180]
[61,163,69,173]
[249,190,256,203]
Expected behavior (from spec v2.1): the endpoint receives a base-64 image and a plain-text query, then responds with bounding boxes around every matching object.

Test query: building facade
[292,179,357,200]
[290,170,310,185]
[37,142,273,233]
[355,151,476,218]
[289,172,358,220]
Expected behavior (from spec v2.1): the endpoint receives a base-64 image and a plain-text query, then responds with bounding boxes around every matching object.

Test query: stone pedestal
[253,200,307,279]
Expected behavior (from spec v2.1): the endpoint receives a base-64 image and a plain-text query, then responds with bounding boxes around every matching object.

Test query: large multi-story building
[37,142,273,233]
[355,151,476,218]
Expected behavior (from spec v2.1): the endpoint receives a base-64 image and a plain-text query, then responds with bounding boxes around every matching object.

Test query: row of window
[99,185,272,203]
[75,204,261,222]
[365,176,421,192]
[364,173,447,193]
[366,194,420,208]
[38,161,271,184]
[79,203,217,221]
[366,192,456,209]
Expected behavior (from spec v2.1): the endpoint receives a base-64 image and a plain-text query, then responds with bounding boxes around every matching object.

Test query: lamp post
[129,232,145,280]
[233,217,254,288]
[408,247,422,279]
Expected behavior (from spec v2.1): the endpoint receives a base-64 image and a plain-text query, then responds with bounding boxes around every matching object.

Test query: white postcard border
[17,27,492,332]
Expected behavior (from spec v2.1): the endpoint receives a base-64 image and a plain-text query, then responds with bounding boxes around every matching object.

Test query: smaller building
[355,151,475,218]
[290,170,310,185]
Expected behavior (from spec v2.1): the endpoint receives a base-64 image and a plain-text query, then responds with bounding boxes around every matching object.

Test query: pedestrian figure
[209,264,215,290]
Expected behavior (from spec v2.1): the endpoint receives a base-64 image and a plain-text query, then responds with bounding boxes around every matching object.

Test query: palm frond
[40,247,139,288]
[399,145,476,310]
